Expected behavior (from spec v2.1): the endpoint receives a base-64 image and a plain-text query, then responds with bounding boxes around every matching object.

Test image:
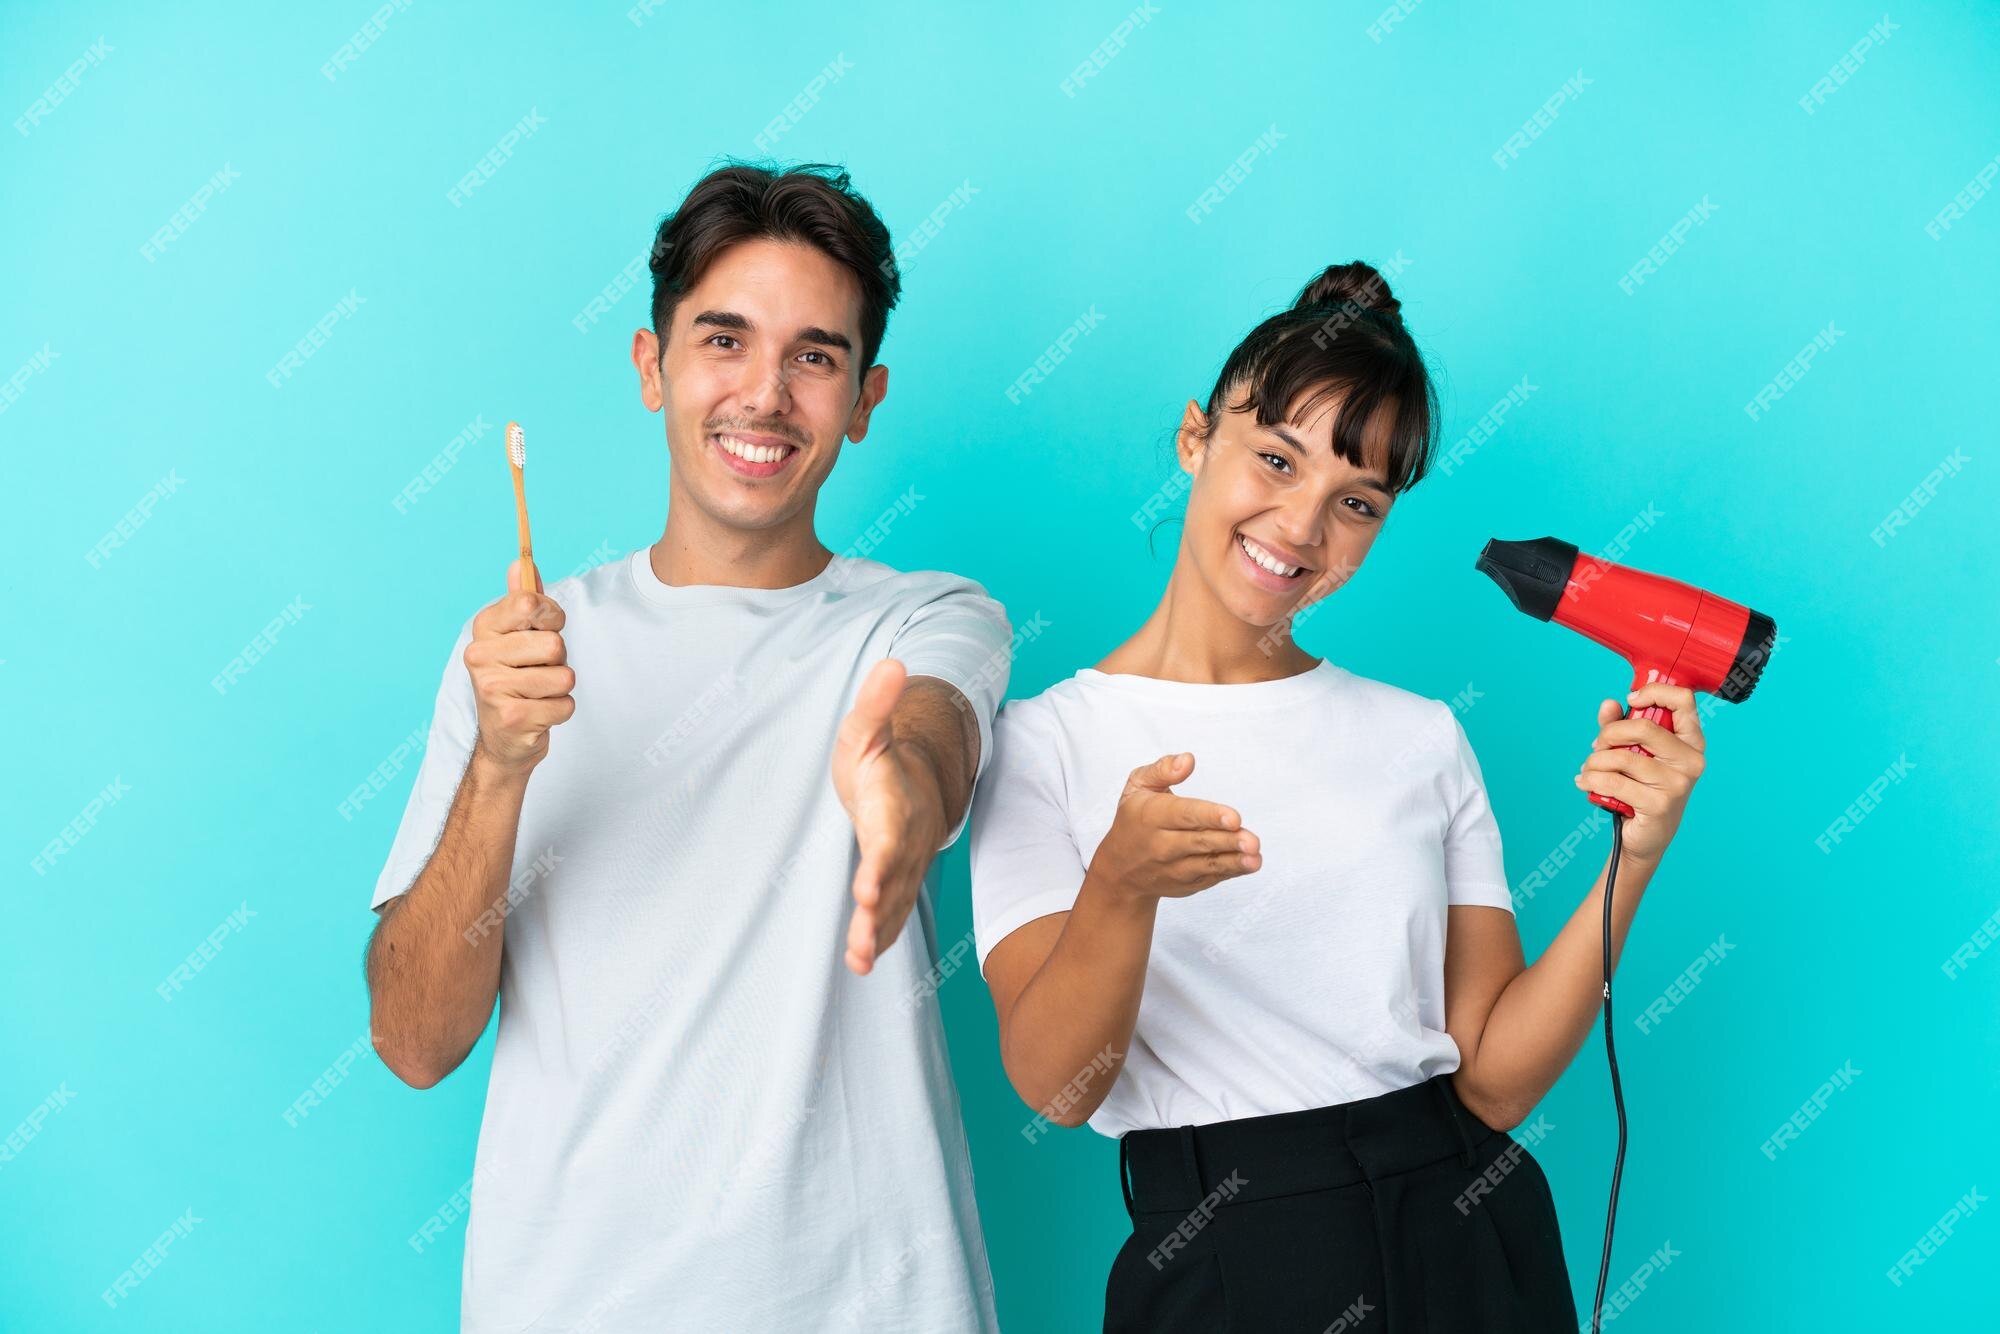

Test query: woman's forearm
[998,870,1159,1126]
[1457,845,1661,1126]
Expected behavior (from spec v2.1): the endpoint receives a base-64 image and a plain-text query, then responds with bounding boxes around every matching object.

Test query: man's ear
[632,328,665,412]
[846,363,890,443]
[1175,398,1210,477]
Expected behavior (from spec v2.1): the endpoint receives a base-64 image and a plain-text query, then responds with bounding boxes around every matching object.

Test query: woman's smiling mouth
[1235,530,1311,589]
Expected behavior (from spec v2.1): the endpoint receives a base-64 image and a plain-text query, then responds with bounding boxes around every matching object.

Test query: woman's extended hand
[1575,682,1707,867]
[1087,752,1261,903]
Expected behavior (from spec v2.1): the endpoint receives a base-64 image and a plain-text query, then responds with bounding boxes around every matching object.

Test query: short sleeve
[968,700,1089,971]
[1440,705,1513,914]
[889,577,1013,852]
[369,618,479,911]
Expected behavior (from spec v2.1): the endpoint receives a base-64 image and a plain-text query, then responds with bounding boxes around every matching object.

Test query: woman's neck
[1096,549,1321,685]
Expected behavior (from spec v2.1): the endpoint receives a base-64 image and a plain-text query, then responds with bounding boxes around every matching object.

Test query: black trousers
[1105,1074,1577,1333]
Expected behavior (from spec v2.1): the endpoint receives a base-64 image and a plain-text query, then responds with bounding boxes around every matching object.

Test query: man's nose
[732,351,794,419]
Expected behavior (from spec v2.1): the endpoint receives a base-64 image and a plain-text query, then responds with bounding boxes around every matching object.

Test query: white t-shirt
[372,548,1010,1334]
[967,660,1513,1139]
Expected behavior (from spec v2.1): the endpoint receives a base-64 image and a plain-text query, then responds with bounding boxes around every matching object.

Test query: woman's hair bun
[1293,261,1401,321]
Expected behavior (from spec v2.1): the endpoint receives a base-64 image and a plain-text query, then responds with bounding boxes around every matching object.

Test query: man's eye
[705,334,740,349]
[1258,452,1292,474]
[800,350,832,367]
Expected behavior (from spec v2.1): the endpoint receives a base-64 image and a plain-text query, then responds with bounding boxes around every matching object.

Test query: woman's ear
[1176,398,1210,477]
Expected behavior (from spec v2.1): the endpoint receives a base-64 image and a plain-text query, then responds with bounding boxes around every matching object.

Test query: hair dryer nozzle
[1473,537,1578,622]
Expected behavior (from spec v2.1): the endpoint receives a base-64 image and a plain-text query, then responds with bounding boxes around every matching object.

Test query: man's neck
[650,506,833,591]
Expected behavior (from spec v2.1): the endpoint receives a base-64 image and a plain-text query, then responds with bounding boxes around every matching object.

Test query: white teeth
[717,434,792,465]
[1239,533,1302,578]
[1242,534,1287,574]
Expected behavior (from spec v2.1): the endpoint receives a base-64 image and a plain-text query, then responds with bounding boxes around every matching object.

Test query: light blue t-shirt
[372,548,1010,1333]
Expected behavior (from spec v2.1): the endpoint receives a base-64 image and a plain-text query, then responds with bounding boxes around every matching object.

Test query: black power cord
[1590,812,1628,1333]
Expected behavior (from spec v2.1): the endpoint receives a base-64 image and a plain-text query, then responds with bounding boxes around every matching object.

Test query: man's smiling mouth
[711,431,801,477]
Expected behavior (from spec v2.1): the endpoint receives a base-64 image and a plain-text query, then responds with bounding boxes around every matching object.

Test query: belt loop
[1177,1124,1203,1204]
[1118,1134,1137,1219]
[1433,1076,1476,1168]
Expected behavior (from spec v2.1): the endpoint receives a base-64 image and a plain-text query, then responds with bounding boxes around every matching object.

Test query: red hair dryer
[1475,535,1777,1334]
[1474,537,1778,816]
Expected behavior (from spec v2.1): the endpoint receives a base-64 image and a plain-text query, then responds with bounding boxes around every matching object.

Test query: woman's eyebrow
[1268,425,1394,497]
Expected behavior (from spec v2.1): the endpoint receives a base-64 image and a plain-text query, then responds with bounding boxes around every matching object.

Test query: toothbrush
[506,420,542,594]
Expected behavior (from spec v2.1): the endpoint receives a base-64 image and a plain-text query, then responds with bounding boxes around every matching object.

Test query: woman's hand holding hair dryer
[1574,681,1707,869]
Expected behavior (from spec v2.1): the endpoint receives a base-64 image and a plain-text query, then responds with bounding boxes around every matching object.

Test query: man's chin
[695,485,809,534]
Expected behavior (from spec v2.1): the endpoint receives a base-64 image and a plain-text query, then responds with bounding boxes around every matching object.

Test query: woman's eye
[1344,496,1381,518]
[1258,452,1293,475]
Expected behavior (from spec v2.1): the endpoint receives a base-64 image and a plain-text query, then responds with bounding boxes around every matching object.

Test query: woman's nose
[1273,504,1324,552]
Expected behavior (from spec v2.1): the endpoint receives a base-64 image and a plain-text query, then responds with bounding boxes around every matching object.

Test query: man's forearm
[366,746,530,1088]
[1456,848,1660,1125]
[893,676,979,842]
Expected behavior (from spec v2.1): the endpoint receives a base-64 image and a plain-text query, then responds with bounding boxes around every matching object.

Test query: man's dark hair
[647,161,901,373]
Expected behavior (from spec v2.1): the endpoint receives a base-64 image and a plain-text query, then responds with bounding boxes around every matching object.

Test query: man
[365,162,1009,1332]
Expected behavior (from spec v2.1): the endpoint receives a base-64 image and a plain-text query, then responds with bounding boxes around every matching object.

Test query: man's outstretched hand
[831,658,950,976]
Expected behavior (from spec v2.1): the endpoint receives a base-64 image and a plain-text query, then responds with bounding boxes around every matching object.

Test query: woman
[966,261,1708,1332]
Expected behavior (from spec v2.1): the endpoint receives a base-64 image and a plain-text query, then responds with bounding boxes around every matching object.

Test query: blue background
[6,1,1997,1329]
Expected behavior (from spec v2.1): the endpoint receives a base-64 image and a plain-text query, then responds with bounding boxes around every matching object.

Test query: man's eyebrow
[1268,425,1395,497]
[687,310,852,354]
[794,326,852,353]
[689,309,749,332]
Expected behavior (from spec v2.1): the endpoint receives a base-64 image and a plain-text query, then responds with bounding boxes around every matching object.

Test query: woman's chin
[1225,588,1310,633]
